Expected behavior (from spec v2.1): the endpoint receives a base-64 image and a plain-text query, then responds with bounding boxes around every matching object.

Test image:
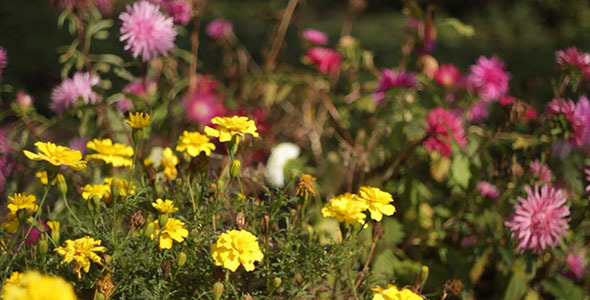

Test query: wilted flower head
[183,92,226,125]
[373,69,416,103]
[302,28,328,45]
[50,72,100,114]
[434,63,460,88]
[305,47,342,75]
[0,46,6,78]
[120,1,177,61]
[468,56,511,102]
[529,159,553,182]
[265,142,300,188]
[423,107,467,157]
[477,181,500,201]
[505,184,570,254]
[206,19,232,39]
[556,47,590,78]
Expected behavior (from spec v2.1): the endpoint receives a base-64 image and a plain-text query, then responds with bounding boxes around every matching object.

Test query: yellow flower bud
[230,160,241,178]
[144,222,155,237]
[273,277,282,288]
[56,174,67,195]
[38,238,49,255]
[158,214,169,228]
[177,252,187,267]
[213,282,224,300]
[110,178,122,200]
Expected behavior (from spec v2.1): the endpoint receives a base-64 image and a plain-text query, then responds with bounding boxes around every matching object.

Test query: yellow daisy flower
[161,147,179,181]
[211,229,264,272]
[152,198,178,215]
[357,186,396,222]
[149,218,189,249]
[204,116,259,143]
[2,271,76,300]
[372,284,422,300]
[55,236,106,278]
[7,193,38,213]
[125,112,150,129]
[86,138,134,167]
[23,141,86,170]
[321,193,368,225]
[176,131,215,157]
[1,212,19,234]
[81,184,111,200]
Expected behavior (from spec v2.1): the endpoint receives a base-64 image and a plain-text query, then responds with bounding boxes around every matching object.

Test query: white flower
[265,143,300,188]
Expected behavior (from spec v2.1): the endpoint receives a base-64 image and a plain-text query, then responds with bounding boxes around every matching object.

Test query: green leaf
[450,153,471,189]
[504,272,527,300]
[382,217,405,246]
[541,275,584,300]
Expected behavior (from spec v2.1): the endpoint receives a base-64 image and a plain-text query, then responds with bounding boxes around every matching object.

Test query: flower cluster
[322,186,396,225]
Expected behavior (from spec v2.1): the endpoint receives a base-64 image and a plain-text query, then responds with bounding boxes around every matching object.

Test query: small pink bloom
[166,1,191,25]
[460,234,478,247]
[183,92,226,125]
[468,56,511,102]
[546,96,590,147]
[556,47,590,78]
[477,181,500,200]
[119,1,177,61]
[0,46,6,78]
[505,184,570,254]
[423,107,467,157]
[373,69,416,103]
[468,101,490,123]
[69,137,89,155]
[16,91,34,109]
[206,19,232,39]
[303,28,328,45]
[195,74,219,93]
[305,47,342,75]
[50,72,100,114]
[434,63,460,88]
[525,108,538,120]
[94,0,113,15]
[529,160,553,182]
[565,245,586,281]
[499,95,516,107]
[119,79,157,112]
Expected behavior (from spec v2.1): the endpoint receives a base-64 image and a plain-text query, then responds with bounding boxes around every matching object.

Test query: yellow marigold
[211,230,264,272]
[1,271,76,300]
[81,184,111,200]
[55,236,106,278]
[176,131,215,157]
[23,141,86,170]
[357,186,396,222]
[86,138,134,167]
[125,112,150,129]
[149,218,189,249]
[152,198,178,215]
[372,285,422,300]
[204,116,259,143]
[161,147,179,181]
[104,178,136,196]
[1,212,19,234]
[321,193,368,225]
[7,193,38,213]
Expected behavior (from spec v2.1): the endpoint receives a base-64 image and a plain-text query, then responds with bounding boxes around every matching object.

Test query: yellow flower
[23,141,86,170]
[47,221,60,233]
[1,212,19,234]
[296,174,316,201]
[204,116,259,142]
[35,171,59,185]
[176,131,215,157]
[372,285,422,300]
[81,184,111,200]
[152,198,178,215]
[357,186,396,222]
[125,112,150,129]
[104,178,136,197]
[211,230,264,272]
[55,236,106,278]
[7,193,38,213]
[149,218,189,249]
[1,271,76,300]
[321,193,368,225]
[86,138,134,167]
[161,147,179,181]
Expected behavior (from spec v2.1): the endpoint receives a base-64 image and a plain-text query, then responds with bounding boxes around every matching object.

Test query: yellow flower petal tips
[23,141,86,170]
[149,218,189,249]
[176,131,215,157]
[372,284,422,300]
[204,116,259,143]
[211,230,264,272]
[357,186,396,222]
[55,236,106,278]
[321,193,367,225]
[1,271,76,300]
[125,112,150,129]
[86,138,134,167]
[152,198,178,215]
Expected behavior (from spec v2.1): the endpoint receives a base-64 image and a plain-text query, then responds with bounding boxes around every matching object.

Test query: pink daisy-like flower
[556,47,590,78]
[423,107,467,157]
[16,91,34,109]
[305,47,342,75]
[302,28,329,45]
[373,69,416,103]
[477,181,500,201]
[565,245,586,281]
[119,1,177,62]
[529,160,553,182]
[206,19,232,39]
[50,72,100,114]
[546,96,590,147]
[468,56,511,102]
[0,46,6,78]
[183,92,226,125]
[434,63,460,88]
[468,101,490,123]
[505,184,570,254]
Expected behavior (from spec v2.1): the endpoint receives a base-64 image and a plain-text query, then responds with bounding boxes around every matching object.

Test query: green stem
[62,193,82,225]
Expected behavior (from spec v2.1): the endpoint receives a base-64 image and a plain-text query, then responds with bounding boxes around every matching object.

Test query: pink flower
[499,95,516,107]
[206,19,232,39]
[120,1,177,61]
[69,137,89,155]
[373,69,416,103]
[477,181,500,200]
[194,74,219,93]
[94,0,113,15]
[468,101,490,123]
[423,107,467,157]
[305,47,342,75]
[183,92,226,125]
[505,184,570,254]
[0,46,6,78]
[565,245,586,281]
[119,79,157,112]
[16,91,34,109]
[546,96,590,147]
[50,72,100,114]
[434,63,460,88]
[585,168,590,195]
[556,47,590,78]
[468,56,511,102]
[303,28,328,45]
[529,160,553,182]
[525,108,538,120]
[166,1,191,25]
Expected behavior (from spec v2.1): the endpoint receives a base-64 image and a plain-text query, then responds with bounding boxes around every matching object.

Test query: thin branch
[265,0,299,70]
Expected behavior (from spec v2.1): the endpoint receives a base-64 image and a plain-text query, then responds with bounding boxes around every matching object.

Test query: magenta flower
[546,96,590,147]
[423,107,467,157]
[434,63,460,88]
[499,95,516,107]
[16,91,34,109]
[119,79,157,112]
[206,19,232,39]
[565,245,586,281]
[529,159,553,182]
[525,107,538,120]
[468,101,490,123]
[183,92,226,125]
[166,1,191,25]
[194,74,219,93]
[0,46,6,78]
[305,47,342,75]
[556,47,590,78]
[373,69,416,103]
[120,1,177,62]
[468,56,511,102]
[585,168,590,195]
[50,72,100,114]
[94,0,113,15]
[302,28,329,45]
[477,181,500,201]
[505,184,570,254]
